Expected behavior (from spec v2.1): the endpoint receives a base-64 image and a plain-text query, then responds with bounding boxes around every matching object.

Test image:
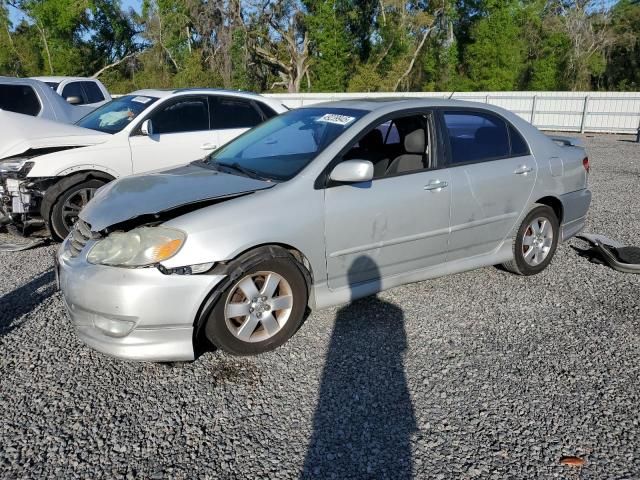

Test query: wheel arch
[191,242,314,356]
[533,196,564,224]
[40,170,116,232]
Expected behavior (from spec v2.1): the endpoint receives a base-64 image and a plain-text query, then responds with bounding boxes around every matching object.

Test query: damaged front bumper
[57,237,227,361]
[0,174,48,234]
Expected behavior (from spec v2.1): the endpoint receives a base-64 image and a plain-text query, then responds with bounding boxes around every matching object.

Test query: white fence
[265,91,640,135]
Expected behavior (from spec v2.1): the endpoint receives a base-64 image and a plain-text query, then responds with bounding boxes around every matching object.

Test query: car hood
[80,163,276,232]
[0,110,109,160]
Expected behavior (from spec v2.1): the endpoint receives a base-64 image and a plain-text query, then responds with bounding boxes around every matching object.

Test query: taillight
[582,157,590,173]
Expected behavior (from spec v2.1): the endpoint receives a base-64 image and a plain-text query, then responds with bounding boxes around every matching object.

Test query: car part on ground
[0,89,288,239]
[574,233,640,274]
[56,98,592,361]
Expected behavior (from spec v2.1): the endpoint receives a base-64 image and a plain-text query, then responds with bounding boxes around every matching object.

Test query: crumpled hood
[80,163,276,231]
[0,110,109,160]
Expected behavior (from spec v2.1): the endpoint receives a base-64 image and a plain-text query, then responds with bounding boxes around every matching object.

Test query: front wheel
[502,204,559,276]
[205,247,309,355]
[50,179,105,240]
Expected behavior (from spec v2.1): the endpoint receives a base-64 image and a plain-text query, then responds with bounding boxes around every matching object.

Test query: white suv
[31,76,112,107]
[0,88,287,239]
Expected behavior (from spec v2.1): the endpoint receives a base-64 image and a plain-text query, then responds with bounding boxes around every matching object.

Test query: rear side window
[255,102,279,119]
[62,82,86,103]
[81,82,105,103]
[0,85,41,116]
[211,97,264,129]
[509,125,530,156]
[444,111,510,164]
[151,97,209,134]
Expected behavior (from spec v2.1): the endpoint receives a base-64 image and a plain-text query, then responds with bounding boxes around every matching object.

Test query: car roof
[31,76,98,82]
[301,97,492,112]
[128,88,267,99]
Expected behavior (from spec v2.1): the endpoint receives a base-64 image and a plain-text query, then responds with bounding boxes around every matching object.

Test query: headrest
[475,127,505,145]
[404,129,425,154]
[360,129,383,150]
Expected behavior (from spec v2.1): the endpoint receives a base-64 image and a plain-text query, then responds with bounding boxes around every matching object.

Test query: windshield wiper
[218,162,271,181]
[191,159,220,171]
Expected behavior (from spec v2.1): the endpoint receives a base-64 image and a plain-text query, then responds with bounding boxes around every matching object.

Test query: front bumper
[57,239,226,362]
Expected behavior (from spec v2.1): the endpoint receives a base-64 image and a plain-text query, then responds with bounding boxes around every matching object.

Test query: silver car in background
[57,99,591,361]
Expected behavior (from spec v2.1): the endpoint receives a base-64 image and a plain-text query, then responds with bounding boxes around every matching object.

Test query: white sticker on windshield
[131,96,152,104]
[316,113,356,126]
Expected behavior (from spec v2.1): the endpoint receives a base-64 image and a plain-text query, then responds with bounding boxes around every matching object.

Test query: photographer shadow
[302,256,416,479]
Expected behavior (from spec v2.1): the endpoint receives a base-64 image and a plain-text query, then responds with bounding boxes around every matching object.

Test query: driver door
[324,112,451,290]
[129,96,218,173]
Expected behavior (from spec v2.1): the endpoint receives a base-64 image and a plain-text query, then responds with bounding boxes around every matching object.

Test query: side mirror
[65,95,83,105]
[329,159,374,183]
[140,119,154,136]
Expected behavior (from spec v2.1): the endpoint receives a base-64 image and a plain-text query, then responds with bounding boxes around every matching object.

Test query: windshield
[76,95,159,134]
[206,107,366,181]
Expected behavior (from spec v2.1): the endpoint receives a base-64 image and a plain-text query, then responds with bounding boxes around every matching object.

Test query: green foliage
[0,0,637,93]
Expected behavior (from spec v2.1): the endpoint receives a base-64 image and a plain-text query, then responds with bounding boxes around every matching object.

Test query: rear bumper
[559,188,592,242]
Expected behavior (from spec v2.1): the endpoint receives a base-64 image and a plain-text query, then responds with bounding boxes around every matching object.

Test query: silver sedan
[57,99,592,361]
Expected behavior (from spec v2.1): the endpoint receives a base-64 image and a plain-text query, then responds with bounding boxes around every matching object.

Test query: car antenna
[448,91,456,99]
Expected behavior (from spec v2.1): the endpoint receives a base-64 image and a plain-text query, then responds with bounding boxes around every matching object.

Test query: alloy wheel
[224,271,294,343]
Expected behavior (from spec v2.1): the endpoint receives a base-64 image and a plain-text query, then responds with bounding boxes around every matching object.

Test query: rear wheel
[502,204,559,276]
[205,247,309,355]
[50,179,105,240]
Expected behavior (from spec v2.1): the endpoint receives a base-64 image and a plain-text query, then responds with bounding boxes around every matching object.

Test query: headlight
[0,159,34,177]
[87,226,185,267]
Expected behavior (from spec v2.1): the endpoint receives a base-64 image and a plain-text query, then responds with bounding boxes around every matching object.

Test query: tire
[50,179,105,240]
[205,247,309,356]
[502,203,559,276]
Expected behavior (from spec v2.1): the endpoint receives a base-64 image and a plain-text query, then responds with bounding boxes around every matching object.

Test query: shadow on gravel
[302,256,417,479]
[0,269,56,337]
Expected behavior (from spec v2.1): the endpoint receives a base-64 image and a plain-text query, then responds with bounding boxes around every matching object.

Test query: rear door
[129,95,215,173]
[441,110,537,260]
[210,96,269,148]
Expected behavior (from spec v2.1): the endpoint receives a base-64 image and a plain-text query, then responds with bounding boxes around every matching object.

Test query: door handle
[424,180,448,191]
[200,142,218,150]
[514,165,533,175]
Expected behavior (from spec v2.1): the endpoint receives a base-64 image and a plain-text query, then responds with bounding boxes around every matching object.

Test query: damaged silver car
[57,99,592,361]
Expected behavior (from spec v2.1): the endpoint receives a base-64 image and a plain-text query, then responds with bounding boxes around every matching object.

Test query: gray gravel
[1,134,639,479]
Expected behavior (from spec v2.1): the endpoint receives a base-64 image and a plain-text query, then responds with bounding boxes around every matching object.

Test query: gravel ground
[1,134,639,479]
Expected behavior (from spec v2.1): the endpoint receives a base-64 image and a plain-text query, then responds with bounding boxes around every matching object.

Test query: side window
[210,97,264,129]
[150,97,209,134]
[81,82,105,103]
[444,111,510,164]
[255,102,279,120]
[0,85,41,116]
[509,125,530,156]
[343,114,432,179]
[61,82,86,104]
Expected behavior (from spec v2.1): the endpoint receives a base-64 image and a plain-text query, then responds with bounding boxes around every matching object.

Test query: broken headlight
[87,226,186,267]
[0,158,35,177]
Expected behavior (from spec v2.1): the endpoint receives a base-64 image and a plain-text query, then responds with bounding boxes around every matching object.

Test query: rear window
[0,84,41,116]
[444,111,510,164]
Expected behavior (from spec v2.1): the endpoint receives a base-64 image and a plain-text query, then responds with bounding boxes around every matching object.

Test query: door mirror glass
[330,160,374,183]
[65,95,83,105]
[140,119,154,136]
